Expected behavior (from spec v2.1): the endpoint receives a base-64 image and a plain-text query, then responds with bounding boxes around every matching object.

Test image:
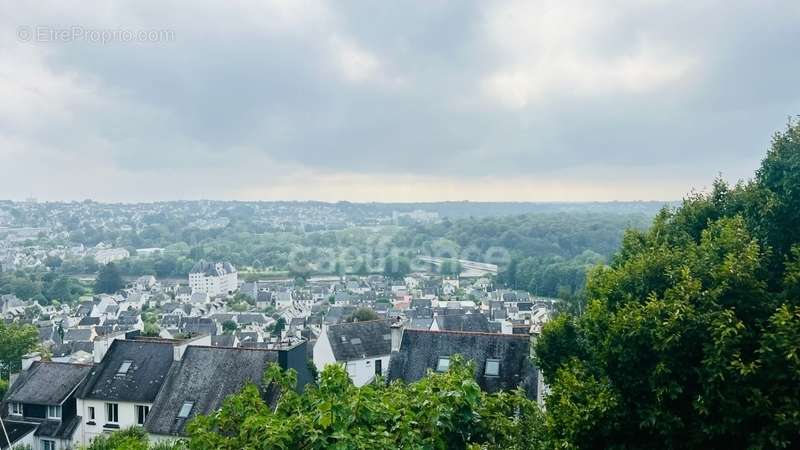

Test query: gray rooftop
[78,340,175,403]
[327,319,392,361]
[388,329,537,399]
[6,362,91,405]
[145,346,278,436]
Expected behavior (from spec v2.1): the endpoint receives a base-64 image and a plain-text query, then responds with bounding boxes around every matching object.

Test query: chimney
[390,319,404,353]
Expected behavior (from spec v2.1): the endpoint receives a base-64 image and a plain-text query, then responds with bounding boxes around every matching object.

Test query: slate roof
[6,362,91,405]
[387,329,537,398]
[326,319,392,361]
[79,340,175,403]
[408,318,434,330]
[52,341,94,358]
[35,416,81,440]
[211,335,236,347]
[0,421,36,449]
[145,346,277,436]
[433,314,492,333]
[236,313,266,325]
[189,260,236,276]
[78,316,101,327]
[63,328,92,342]
[179,317,217,336]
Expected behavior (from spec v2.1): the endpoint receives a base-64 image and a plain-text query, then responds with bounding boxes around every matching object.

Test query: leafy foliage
[344,307,380,322]
[0,321,39,379]
[536,121,800,449]
[185,357,544,450]
[95,262,124,294]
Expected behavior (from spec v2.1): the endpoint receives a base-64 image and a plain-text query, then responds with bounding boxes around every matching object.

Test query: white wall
[77,399,150,446]
[345,355,391,386]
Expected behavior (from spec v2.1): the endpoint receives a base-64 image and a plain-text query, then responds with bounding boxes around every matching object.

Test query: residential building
[387,328,538,399]
[313,319,392,386]
[188,261,238,296]
[76,340,175,443]
[3,361,92,450]
[145,342,312,440]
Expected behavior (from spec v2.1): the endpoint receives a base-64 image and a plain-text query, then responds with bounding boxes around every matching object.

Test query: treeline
[392,212,653,298]
[535,120,800,448]
[0,270,88,305]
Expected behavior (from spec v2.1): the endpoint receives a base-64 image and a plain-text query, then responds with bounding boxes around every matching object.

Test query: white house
[313,319,394,386]
[188,261,238,297]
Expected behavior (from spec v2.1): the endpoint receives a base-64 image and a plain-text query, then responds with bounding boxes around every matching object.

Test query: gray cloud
[1,0,799,202]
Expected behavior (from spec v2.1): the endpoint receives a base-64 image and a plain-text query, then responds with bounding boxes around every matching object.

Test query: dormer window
[9,402,22,416]
[117,360,133,375]
[485,359,500,377]
[178,401,194,419]
[436,356,450,372]
[47,405,61,420]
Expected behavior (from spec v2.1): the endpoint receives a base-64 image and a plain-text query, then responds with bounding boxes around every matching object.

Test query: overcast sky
[2,1,799,202]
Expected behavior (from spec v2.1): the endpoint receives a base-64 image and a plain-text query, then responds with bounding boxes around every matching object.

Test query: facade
[188,261,238,296]
[2,361,92,450]
[76,340,176,444]
[93,248,130,265]
[313,319,393,386]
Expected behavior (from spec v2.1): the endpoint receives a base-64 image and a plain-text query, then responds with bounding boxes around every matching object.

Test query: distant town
[0,199,636,449]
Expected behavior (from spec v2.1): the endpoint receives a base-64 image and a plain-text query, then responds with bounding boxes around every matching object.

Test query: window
[118,360,133,374]
[136,405,150,425]
[47,405,62,420]
[41,440,55,450]
[88,406,96,421]
[106,403,119,423]
[436,356,450,372]
[485,359,500,377]
[9,402,22,416]
[375,359,382,376]
[178,401,194,419]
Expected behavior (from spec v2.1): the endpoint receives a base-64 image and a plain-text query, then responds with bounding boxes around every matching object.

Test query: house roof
[0,420,36,449]
[79,339,175,403]
[408,318,434,330]
[35,416,81,440]
[145,346,277,436]
[63,328,92,342]
[433,314,492,333]
[387,329,537,399]
[189,260,236,276]
[211,335,236,347]
[6,362,91,405]
[326,319,392,361]
[78,316,101,326]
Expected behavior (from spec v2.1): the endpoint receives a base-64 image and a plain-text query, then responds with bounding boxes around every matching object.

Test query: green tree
[222,320,237,334]
[95,262,123,294]
[438,258,462,276]
[536,120,800,449]
[383,255,411,280]
[344,307,379,323]
[272,317,286,336]
[0,322,39,378]
[185,357,544,449]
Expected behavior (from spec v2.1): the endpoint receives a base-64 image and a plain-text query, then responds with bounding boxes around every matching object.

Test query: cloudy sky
[2,1,799,202]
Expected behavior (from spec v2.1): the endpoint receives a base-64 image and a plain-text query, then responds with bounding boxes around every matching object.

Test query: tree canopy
[535,120,800,449]
[0,321,39,379]
[95,262,123,294]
